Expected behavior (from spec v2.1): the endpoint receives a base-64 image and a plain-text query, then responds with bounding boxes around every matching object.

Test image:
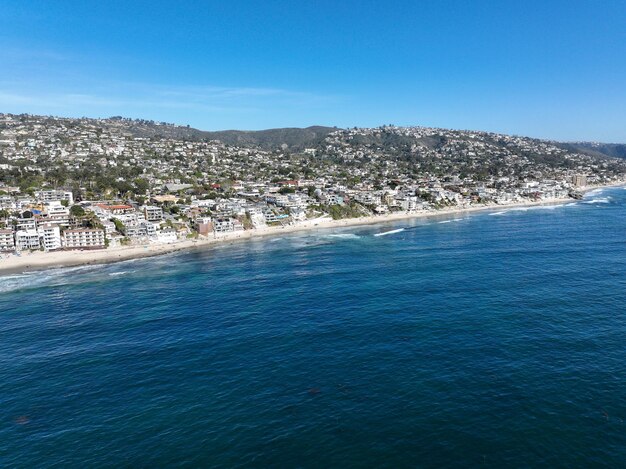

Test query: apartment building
[15,229,41,251]
[143,205,164,222]
[0,229,14,251]
[38,223,62,251]
[63,228,106,249]
[36,190,74,205]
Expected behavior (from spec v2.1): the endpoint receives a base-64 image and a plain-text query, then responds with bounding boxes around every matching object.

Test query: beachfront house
[289,206,307,222]
[143,205,164,222]
[213,218,244,234]
[156,228,177,244]
[15,229,41,251]
[38,223,62,251]
[0,229,15,251]
[63,228,106,249]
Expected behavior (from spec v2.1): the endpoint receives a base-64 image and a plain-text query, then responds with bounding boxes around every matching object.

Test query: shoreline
[1,183,622,276]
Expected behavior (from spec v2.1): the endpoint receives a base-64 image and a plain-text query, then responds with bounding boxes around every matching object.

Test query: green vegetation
[70,205,85,217]
[326,203,364,220]
[112,218,126,234]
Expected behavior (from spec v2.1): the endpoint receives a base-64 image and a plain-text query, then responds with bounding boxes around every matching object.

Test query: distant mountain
[3,113,625,157]
[199,126,338,150]
[105,117,337,149]
[556,142,626,160]
[111,118,626,156]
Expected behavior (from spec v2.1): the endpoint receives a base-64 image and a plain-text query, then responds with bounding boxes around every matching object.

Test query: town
[1,113,625,254]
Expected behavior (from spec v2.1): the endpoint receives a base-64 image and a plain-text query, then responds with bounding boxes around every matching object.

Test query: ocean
[2,187,626,467]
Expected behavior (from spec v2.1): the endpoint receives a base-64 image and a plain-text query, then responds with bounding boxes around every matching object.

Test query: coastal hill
[1,112,626,199]
[93,117,626,159]
[1,113,624,157]
[556,142,626,160]
[199,126,337,150]
[105,117,337,150]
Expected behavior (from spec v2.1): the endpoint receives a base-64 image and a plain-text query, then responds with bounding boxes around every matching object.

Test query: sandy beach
[0,183,621,275]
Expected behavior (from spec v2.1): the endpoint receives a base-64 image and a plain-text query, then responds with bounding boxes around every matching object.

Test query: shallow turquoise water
[1,188,626,467]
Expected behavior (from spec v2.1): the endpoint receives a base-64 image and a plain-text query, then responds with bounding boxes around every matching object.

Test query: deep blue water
[2,188,626,467]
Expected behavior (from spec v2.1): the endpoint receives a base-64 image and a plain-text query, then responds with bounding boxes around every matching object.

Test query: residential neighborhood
[1,113,625,255]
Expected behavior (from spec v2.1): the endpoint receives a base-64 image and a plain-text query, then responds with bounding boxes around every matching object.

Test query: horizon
[1,1,625,141]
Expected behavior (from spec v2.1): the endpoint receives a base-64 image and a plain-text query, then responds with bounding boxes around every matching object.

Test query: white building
[146,222,159,238]
[16,217,37,231]
[143,205,163,222]
[262,209,282,223]
[399,196,419,211]
[38,223,62,251]
[36,190,74,205]
[250,213,267,228]
[289,206,307,222]
[156,228,177,244]
[101,220,116,236]
[45,201,70,217]
[40,201,71,226]
[15,229,40,251]
[63,229,106,249]
[0,229,14,251]
[0,195,15,210]
[245,206,264,216]
[114,212,146,226]
[326,194,344,205]
[213,218,244,234]
[354,191,381,205]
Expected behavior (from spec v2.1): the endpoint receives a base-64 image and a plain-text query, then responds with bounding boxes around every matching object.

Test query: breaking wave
[583,197,611,204]
[374,228,405,237]
[326,233,361,239]
[438,218,464,224]
[488,204,569,215]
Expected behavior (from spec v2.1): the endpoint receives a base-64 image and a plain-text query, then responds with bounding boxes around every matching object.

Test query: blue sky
[1,0,625,141]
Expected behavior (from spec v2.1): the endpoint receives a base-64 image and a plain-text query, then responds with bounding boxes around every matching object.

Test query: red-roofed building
[95,204,135,215]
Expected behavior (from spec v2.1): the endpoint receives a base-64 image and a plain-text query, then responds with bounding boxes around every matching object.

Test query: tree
[83,214,103,229]
[133,178,149,194]
[112,218,126,234]
[70,205,85,217]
